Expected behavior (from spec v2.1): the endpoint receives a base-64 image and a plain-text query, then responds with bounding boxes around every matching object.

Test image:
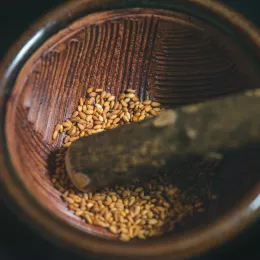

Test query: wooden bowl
[1,0,260,259]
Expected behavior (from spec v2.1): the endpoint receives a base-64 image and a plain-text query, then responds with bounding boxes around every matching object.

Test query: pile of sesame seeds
[51,88,216,241]
[52,88,163,146]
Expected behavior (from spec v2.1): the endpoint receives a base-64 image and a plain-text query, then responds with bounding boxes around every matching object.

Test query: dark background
[1,0,260,259]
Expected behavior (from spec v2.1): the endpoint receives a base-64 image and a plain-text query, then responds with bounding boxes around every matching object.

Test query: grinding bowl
[1,0,260,259]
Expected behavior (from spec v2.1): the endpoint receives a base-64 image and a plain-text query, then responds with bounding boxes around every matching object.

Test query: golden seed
[104,92,111,99]
[119,93,125,99]
[98,115,104,122]
[63,142,71,148]
[114,102,120,110]
[96,95,101,103]
[87,87,93,93]
[76,210,83,216]
[109,114,117,120]
[96,129,104,134]
[78,112,86,119]
[55,124,62,132]
[87,202,94,208]
[109,226,118,234]
[85,114,92,121]
[143,100,151,105]
[151,102,160,107]
[79,98,84,106]
[122,116,129,123]
[95,103,103,110]
[95,88,103,93]
[139,115,145,121]
[150,110,158,116]
[85,110,94,115]
[62,122,71,127]
[82,105,87,112]
[86,122,93,129]
[135,187,143,192]
[93,124,102,130]
[78,119,86,125]
[112,195,117,202]
[120,234,130,242]
[52,130,58,140]
[129,197,135,206]
[70,117,79,123]
[120,100,127,107]
[89,92,97,97]
[65,197,74,204]
[86,105,93,110]
[72,111,79,118]
[70,136,79,142]
[106,196,112,203]
[145,106,152,112]
[126,89,135,93]
[96,108,103,114]
[108,96,115,102]
[147,211,154,219]
[85,215,93,224]
[110,100,115,109]
[113,118,120,124]
[94,120,102,125]
[101,91,106,98]
[129,103,135,109]
[69,126,77,136]
[126,88,136,93]
[93,195,106,201]
[85,129,93,135]
[77,123,84,130]
[88,97,95,105]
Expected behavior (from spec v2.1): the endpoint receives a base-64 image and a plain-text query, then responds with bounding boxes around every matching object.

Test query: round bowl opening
[3,3,260,259]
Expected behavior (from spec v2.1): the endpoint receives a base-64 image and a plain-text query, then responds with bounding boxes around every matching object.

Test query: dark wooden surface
[1,0,260,259]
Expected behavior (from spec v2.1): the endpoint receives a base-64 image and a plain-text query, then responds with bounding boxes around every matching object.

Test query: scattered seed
[151,102,160,107]
[52,130,58,140]
[62,122,72,127]
[126,89,135,93]
[120,234,130,242]
[109,225,118,234]
[63,142,71,148]
[108,96,115,102]
[51,88,214,242]
[89,92,97,97]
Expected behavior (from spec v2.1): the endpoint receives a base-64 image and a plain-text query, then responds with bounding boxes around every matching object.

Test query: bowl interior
[5,8,260,241]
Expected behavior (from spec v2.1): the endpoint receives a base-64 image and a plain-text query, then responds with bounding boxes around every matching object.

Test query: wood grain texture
[5,8,260,240]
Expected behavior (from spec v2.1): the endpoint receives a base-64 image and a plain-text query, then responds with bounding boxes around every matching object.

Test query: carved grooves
[150,20,247,106]
[18,16,158,145]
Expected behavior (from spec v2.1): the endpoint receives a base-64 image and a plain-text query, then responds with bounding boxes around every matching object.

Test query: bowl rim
[1,0,260,258]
